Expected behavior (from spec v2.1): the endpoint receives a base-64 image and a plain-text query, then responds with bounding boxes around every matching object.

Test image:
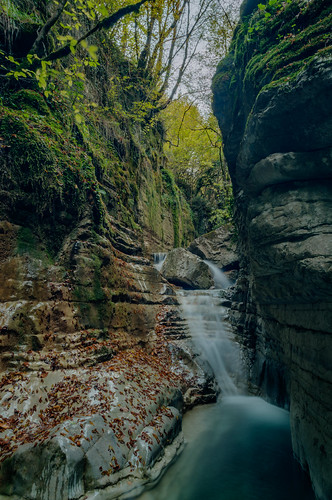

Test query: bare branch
[137,11,156,69]
[217,0,237,30]
[29,0,68,57]
[43,0,150,63]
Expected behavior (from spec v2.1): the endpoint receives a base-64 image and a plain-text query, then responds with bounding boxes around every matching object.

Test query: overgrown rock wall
[0,4,202,497]
[212,1,332,499]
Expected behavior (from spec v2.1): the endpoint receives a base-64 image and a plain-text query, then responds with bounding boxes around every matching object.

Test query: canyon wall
[0,5,215,497]
[212,1,332,499]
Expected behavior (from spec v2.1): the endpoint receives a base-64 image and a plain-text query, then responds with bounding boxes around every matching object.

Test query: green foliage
[162,98,233,236]
[0,0,42,26]
[0,0,205,251]
[9,89,50,115]
[161,169,181,247]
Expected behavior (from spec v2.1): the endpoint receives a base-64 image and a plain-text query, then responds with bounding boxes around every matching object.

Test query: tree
[0,0,153,99]
[1,1,150,61]
[162,97,233,234]
[109,0,224,115]
[0,0,241,120]
[179,0,240,112]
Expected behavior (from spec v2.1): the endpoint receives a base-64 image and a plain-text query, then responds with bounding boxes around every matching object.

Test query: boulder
[160,248,213,289]
[187,225,238,271]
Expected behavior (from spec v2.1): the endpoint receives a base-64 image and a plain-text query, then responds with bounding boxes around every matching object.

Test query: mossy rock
[212,0,332,176]
[9,89,50,115]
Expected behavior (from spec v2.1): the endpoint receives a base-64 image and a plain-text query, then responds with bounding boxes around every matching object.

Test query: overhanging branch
[40,0,150,64]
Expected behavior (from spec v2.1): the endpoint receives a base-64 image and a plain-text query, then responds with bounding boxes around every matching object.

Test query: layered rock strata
[0,3,209,497]
[212,1,332,499]
[0,217,217,499]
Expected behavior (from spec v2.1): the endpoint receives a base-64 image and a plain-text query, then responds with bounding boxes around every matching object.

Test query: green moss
[162,169,180,247]
[73,253,115,329]
[16,227,53,264]
[0,106,85,214]
[243,9,332,91]
[8,89,50,115]
[0,91,110,253]
[92,255,105,302]
[213,0,332,159]
[0,3,195,254]
[214,0,332,104]
[16,227,36,255]
[0,0,42,24]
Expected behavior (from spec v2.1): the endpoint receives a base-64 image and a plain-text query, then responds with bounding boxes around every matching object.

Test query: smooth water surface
[138,396,315,500]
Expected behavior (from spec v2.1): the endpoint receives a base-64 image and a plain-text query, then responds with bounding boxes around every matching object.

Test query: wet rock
[187,225,238,272]
[0,217,219,499]
[160,248,213,289]
[130,407,182,470]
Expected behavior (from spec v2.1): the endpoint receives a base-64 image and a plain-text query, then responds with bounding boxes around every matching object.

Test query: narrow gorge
[0,0,331,499]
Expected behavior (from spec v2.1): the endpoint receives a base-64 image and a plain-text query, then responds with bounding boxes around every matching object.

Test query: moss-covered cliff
[213,0,332,185]
[0,78,193,256]
[0,0,194,254]
[212,1,332,499]
[0,3,210,497]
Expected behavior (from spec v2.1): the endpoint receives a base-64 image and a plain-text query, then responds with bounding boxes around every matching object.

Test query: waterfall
[154,253,241,393]
[137,261,315,500]
[153,252,167,271]
[178,287,241,396]
[203,260,230,289]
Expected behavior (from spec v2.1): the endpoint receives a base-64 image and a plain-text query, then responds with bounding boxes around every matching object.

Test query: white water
[178,261,239,395]
[153,252,167,272]
[204,260,231,289]
[178,289,241,395]
[137,267,315,500]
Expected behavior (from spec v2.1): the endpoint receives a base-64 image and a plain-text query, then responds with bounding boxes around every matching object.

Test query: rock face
[0,217,217,499]
[187,225,238,271]
[212,1,332,499]
[0,11,206,494]
[160,248,214,289]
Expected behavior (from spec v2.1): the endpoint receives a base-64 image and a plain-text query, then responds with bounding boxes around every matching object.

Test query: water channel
[139,261,315,500]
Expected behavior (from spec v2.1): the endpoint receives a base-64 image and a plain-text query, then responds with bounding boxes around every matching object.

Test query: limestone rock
[212,2,332,499]
[160,248,214,289]
[187,225,238,271]
[0,217,218,499]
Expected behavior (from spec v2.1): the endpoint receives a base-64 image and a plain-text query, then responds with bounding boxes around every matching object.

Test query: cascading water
[203,260,231,289]
[138,262,315,500]
[153,252,167,272]
[178,289,240,395]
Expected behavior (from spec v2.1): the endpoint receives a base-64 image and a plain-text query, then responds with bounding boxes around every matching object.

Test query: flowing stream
[139,262,315,500]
